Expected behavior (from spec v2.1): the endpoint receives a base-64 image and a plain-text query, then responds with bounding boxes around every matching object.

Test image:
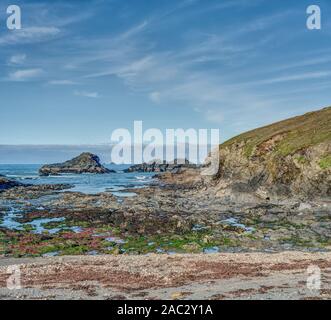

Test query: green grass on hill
[319,155,331,170]
[221,107,331,157]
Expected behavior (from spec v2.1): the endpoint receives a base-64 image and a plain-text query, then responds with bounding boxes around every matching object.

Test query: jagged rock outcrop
[124,159,198,173]
[0,175,24,190]
[39,153,114,176]
[205,107,331,200]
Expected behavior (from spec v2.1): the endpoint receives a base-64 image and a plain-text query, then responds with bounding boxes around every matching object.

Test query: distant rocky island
[38,153,198,176]
[124,159,198,173]
[39,152,114,176]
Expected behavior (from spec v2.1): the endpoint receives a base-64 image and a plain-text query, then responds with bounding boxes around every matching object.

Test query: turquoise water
[0,164,155,195]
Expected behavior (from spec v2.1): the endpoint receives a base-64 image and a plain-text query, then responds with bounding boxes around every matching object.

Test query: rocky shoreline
[1,174,330,299]
[1,107,330,258]
[1,167,330,258]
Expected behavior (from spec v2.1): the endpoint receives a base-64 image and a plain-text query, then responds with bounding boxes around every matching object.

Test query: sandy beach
[1,252,330,300]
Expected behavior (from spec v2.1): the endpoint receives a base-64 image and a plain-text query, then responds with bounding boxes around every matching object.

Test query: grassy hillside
[215,106,331,199]
[221,106,331,159]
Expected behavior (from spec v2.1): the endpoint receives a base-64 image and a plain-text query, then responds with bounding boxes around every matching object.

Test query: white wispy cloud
[241,71,331,87]
[119,21,149,41]
[0,27,60,45]
[74,90,100,98]
[8,68,44,81]
[8,54,27,65]
[68,10,292,124]
[84,56,155,80]
[48,80,78,85]
[260,71,331,84]
[18,1,96,29]
[149,91,161,103]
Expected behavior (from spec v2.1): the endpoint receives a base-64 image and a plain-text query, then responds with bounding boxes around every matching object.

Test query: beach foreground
[1,252,330,300]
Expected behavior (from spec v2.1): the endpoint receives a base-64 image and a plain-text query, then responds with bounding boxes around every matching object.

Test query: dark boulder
[0,176,24,190]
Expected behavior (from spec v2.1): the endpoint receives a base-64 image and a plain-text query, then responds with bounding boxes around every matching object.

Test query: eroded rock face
[39,153,114,176]
[205,107,331,200]
[124,159,198,173]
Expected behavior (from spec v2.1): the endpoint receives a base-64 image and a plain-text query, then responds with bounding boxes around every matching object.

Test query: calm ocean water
[0,164,155,195]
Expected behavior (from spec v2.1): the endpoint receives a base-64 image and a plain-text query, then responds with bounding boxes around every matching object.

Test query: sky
[0,0,331,160]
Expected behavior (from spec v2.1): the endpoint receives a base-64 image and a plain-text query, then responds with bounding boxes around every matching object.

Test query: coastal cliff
[205,107,331,200]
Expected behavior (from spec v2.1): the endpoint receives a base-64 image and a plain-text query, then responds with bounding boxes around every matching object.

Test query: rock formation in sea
[39,152,115,176]
[0,175,23,190]
[124,159,198,173]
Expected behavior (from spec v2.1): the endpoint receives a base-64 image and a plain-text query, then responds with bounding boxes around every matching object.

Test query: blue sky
[0,0,331,147]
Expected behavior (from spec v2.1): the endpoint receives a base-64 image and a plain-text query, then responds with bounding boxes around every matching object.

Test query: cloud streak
[8,53,27,65]
[8,68,44,81]
[48,80,78,85]
[0,27,61,45]
[74,90,100,98]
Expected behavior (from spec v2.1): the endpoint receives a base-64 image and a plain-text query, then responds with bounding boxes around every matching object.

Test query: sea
[0,164,155,196]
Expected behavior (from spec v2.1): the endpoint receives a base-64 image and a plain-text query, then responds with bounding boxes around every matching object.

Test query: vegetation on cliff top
[319,155,331,170]
[221,106,331,158]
